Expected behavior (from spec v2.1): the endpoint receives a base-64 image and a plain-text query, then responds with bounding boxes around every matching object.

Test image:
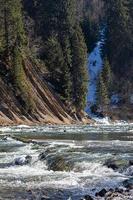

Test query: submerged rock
[14,155,32,166]
[104,159,128,170]
[38,148,57,161]
[123,178,133,189]
[38,152,47,161]
[123,166,133,176]
[104,159,118,170]
[47,155,73,172]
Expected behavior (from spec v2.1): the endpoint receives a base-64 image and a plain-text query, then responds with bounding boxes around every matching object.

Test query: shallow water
[0,123,133,199]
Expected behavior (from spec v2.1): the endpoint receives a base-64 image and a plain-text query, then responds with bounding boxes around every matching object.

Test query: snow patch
[85,27,106,116]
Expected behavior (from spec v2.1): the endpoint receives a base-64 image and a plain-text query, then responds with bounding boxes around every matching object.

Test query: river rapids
[0,123,133,199]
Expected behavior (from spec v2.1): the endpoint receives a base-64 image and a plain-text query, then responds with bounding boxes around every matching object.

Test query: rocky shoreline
[82,187,133,200]
[81,158,133,200]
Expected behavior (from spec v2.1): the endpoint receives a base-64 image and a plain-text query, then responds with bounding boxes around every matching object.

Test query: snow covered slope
[86,28,106,114]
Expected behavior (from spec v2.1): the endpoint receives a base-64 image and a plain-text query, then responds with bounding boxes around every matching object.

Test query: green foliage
[39,0,88,110]
[96,57,112,110]
[96,72,109,110]
[12,44,34,112]
[105,0,132,74]
[102,57,112,89]
[44,36,64,81]
[104,0,133,101]
[44,36,72,100]
[60,36,72,101]
[60,63,72,101]
[0,0,26,56]
[0,0,34,112]
[0,0,90,113]
[71,25,88,110]
[81,17,98,52]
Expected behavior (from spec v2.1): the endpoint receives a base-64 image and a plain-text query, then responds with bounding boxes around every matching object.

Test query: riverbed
[0,123,133,199]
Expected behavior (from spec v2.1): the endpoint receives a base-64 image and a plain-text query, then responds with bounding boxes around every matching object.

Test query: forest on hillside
[0,0,132,123]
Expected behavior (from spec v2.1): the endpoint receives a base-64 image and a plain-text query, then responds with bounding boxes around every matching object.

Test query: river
[0,123,133,199]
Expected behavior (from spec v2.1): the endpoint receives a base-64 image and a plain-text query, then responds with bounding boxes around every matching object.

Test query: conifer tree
[0,0,26,57]
[60,36,73,101]
[71,25,88,110]
[105,0,131,74]
[0,0,34,111]
[44,36,64,82]
[96,72,109,111]
[60,63,72,101]
[102,57,112,89]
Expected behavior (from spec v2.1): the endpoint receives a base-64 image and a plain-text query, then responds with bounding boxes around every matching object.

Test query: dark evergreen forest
[0,0,132,119]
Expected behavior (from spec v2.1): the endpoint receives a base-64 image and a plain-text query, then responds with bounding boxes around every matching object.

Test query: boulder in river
[14,155,32,166]
[129,160,133,166]
[104,159,118,170]
[95,188,107,197]
[104,159,128,170]
[123,178,133,189]
[47,155,73,172]
[123,166,133,176]
[38,152,47,161]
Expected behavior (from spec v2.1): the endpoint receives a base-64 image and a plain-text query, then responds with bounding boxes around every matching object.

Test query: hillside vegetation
[0,0,132,124]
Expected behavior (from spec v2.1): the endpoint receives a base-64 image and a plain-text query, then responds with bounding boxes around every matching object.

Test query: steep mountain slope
[0,0,91,125]
[0,59,80,125]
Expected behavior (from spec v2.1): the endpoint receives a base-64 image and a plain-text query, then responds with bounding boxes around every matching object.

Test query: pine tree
[0,0,26,58]
[12,39,34,112]
[60,36,73,101]
[58,0,76,36]
[96,72,109,111]
[71,25,88,111]
[60,63,72,101]
[43,36,64,82]
[37,0,89,110]
[105,0,131,74]
[96,57,112,111]
[102,57,112,89]
[0,0,34,111]
[43,36,72,101]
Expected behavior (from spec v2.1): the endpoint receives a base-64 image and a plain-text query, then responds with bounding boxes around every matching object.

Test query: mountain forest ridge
[0,0,132,125]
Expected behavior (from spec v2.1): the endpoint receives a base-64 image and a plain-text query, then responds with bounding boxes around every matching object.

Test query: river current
[0,123,133,199]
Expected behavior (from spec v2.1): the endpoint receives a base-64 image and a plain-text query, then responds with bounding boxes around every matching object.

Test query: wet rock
[104,159,118,170]
[105,192,120,200]
[2,136,7,141]
[104,159,128,170]
[123,178,133,189]
[47,155,73,172]
[95,188,107,197]
[105,189,114,198]
[14,155,32,165]
[108,189,114,193]
[115,188,123,193]
[105,188,133,200]
[38,152,47,161]
[129,160,133,166]
[124,166,133,176]
[38,148,57,161]
[81,195,94,200]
